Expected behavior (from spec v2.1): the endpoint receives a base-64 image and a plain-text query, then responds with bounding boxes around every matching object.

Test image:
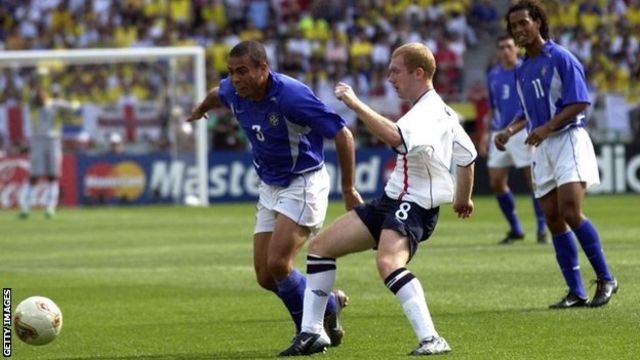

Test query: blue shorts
[354,194,439,261]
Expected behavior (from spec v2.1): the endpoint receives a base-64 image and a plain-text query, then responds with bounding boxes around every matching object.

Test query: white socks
[301,254,336,334]
[19,183,32,213]
[46,180,59,213]
[385,268,438,341]
[19,180,59,214]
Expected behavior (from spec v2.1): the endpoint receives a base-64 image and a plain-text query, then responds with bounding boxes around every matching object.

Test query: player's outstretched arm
[494,117,527,151]
[186,87,223,122]
[334,127,364,210]
[453,163,474,219]
[334,82,402,148]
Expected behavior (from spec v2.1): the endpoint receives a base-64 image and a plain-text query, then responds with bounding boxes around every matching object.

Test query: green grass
[1,194,639,359]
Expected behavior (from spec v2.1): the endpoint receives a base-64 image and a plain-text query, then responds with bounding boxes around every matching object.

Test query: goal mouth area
[0,47,209,206]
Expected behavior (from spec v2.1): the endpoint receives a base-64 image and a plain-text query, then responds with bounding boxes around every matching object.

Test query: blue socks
[276,268,337,333]
[551,232,587,299]
[497,191,524,235]
[573,219,613,282]
[531,194,546,235]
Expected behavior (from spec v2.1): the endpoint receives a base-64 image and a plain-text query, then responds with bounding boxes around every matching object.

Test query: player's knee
[375,255,400,280]
[308,237,329,256]
[266,256,291,279]
[489,179,506,193]
[255,270,276,291]
[558,203,582,228]
[563,211,583,229]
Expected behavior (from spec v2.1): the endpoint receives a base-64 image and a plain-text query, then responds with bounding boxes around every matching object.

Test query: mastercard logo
[84,161,145,201]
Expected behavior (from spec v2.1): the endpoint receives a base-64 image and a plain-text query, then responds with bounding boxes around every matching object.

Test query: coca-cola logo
[0,157,30,208]
[0,158,28,183]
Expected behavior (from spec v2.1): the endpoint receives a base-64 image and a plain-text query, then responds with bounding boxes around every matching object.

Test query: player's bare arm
[478,109,493,158]
[334,127,364,210]
[453,164,474,219]
[186,87,223,122]
[335,82,402,148]
[494,116,528,151]
[525,103,589,147]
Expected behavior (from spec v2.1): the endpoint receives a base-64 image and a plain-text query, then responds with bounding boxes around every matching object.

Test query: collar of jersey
[263,71,280,100]
[524,40,555,60]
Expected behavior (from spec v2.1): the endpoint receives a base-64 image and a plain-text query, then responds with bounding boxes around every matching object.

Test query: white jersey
[385,90,477,210]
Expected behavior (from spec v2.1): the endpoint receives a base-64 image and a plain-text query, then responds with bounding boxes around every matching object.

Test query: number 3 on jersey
[252,125,265,141]
[395,202,411,221]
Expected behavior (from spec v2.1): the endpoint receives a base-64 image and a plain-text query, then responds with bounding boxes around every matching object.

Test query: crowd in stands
[0,0,497,154]
[545,0,639,103]
[0,0,638,154]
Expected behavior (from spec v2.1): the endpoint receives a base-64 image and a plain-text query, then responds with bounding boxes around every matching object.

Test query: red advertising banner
[0,155,77,209]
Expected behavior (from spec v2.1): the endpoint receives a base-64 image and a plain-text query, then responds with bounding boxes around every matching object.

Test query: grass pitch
[1,194,639,359]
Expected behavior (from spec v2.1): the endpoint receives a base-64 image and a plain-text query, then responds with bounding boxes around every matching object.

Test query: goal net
[0,47,209,207]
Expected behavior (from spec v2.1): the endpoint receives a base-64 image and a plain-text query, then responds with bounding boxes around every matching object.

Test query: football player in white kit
[279,43,477,357]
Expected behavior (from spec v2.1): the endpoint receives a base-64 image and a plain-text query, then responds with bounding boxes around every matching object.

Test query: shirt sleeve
[452,121,477,167]
[487,71,497,113]
[280,82,345,139]
[557,51,591,106]
[395,110,430,155]
[217,78,234,110]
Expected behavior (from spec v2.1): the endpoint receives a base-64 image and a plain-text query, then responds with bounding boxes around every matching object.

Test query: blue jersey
[487,62,523,131]
[218,72,346,187]
[515,40,590,131]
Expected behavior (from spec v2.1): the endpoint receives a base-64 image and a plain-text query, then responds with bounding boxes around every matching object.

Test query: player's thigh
[29,140,46,177]
[268,213,310,262]
[46,138,62,177]
[556,181,586,226]
[376,230,411,279]
[253,232,276,288]
[309,210,375,258]
[487,167,510,192]
[538,189,568,234]
[253,232,272,269]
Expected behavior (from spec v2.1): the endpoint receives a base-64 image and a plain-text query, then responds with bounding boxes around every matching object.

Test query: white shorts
[254,166,330,235]
[30,137,62,177]
[488,130,533,169]
[531,127,600,199]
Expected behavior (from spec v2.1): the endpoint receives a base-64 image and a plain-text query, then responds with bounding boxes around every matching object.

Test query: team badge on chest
[269,113,279,127]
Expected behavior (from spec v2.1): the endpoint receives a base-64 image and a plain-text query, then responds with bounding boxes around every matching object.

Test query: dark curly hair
[505,0,550,40]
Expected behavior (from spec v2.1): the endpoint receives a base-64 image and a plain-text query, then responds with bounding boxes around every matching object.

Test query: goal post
[0,47,210,206]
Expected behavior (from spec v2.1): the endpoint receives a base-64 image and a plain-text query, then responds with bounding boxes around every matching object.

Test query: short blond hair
[391,43,436,79]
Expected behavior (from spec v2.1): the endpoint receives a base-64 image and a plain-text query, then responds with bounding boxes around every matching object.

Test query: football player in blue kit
[482,34,547,245]
[186,40,363,347]
[495,0,617,308]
